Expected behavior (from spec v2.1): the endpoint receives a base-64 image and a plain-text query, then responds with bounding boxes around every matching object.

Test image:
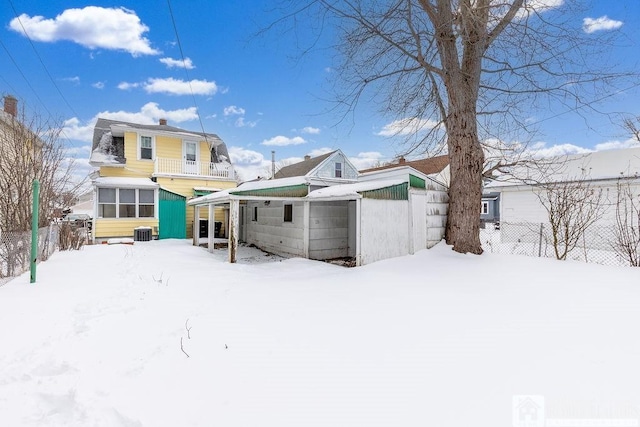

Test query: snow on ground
[1,240,640,426]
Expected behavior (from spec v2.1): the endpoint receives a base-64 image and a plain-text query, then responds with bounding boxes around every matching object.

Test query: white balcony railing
[154,158,235,180]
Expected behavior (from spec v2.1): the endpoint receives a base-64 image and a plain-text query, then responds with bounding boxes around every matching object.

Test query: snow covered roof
[93,177,159,189]
[307,180,405,200]
[487,147,640,188]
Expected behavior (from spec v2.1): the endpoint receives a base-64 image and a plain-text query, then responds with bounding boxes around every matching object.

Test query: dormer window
[335,162,342,178]
[140,136,153,160]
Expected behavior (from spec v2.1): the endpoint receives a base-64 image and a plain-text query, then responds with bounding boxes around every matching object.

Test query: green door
[159,189,186,239]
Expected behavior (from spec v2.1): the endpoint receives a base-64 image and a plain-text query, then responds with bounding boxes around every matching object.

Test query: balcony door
[183,141,198,174]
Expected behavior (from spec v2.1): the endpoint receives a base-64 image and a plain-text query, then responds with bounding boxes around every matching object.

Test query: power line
[0,38,54,119]
[7,0,79,118]
[166,0,210,142]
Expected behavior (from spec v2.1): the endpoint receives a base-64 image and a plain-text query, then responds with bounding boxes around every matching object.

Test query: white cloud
[159,57,195,69]
[515,0,564,19]
[235,117,257,128]
[262,135,307,146]
[301,126,320,134]
[583,16,623,34]
[224,106,245,116]
[377,118,440,137]
[348,151,385,170]
[61,102,198,143]
[62,76,80,84]
[9,7,159,56]
[308,147,334,157]
[529,142,591,158]
[92,81,105,89]
[228,147,273,181]
[143,77,218,95]
[117,82,139,90]
[594,138,638,151]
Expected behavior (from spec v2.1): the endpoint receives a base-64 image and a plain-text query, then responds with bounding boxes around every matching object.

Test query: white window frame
[481,201,489,215]
[97,187,157,219]
[335,162,343,178]
[138,135,154,160]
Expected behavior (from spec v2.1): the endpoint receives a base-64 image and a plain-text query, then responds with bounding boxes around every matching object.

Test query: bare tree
[268,0,633,254]
[622,116,640,144]
[611,177,640,267]
[536,175,604,261]
[0,98,83,231]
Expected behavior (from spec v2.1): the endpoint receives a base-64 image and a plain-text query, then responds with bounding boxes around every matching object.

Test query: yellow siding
[99,166,147,178]
[155,135,181,160]
[121,131,154,175]
[94,218,159,239]
[199,141,211,162]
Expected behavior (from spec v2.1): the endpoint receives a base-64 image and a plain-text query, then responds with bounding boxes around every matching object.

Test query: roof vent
[304,155,311,161]
[159,118,167,126]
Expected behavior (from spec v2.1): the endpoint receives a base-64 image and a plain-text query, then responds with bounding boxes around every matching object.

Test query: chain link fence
[0,224,59,286]
[480,221,636,267]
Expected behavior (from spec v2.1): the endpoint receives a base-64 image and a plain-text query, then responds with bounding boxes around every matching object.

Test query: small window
[335,162,342,178]
[252,206,258,221]
[481,201,489,215]
[284,204,293,222]
[140,136,153,160]
[139,189,155,217]
[98,188,116,218]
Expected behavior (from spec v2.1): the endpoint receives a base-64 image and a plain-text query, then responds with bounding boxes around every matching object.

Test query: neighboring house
[189,150,449,265]
[89,118,237,243]
[486,147,640,225]
[481,191,500,224]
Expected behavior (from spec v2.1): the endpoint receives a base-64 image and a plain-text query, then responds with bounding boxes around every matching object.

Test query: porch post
[228,198,239,263]
[303,200,310,259]
[208,203,215,253]
[356,198,362,266]
[193,205,200,246]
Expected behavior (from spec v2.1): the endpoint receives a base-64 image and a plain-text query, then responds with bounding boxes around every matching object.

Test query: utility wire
[0,38,54,119]
[7,0,79,118]
[166,0,210,142]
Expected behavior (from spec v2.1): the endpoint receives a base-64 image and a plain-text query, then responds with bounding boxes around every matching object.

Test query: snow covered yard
[1,240,639,426]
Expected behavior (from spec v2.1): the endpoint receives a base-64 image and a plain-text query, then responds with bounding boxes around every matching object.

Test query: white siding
[244,200,305,257]
[360,199,410,265]
[313,152,358,180]
[308,201,350,260]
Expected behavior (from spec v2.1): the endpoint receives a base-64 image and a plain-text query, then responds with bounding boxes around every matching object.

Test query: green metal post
[30,180,39,283]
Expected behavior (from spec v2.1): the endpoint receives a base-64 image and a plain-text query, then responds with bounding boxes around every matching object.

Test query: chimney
[159,118,167,125]
[398,156,406,164]
[271,150,276,179]
[304,155,311,161]
[4,95,17,117]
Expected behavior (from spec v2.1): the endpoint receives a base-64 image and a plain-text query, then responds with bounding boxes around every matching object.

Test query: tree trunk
[445,107,484,255]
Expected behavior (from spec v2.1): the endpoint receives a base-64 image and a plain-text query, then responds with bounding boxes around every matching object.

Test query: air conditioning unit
[134,227,152,242]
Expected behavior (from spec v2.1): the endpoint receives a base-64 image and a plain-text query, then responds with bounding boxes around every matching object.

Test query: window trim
[138,135,154,161]
[283,203,293,222]
[97,187,157,219]
[481,201,489,215]
[335,162,343,178]
[252,206,258,221]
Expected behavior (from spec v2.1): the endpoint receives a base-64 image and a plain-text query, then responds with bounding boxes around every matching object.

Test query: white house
[486,146,640,225]
[188,150,449,265]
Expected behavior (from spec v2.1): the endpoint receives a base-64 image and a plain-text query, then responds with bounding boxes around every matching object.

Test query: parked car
[62,213,92,230]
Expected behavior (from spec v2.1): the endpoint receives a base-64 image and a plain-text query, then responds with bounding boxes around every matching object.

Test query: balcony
[154,158,235,180]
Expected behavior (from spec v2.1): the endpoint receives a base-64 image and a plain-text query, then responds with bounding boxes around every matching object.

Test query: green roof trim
[194,189,214,197]
[409,174,426,189]
[360,183,408,200]
[231,183,309,198]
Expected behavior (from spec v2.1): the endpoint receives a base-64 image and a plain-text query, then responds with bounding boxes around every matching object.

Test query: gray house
[189,150,449,266]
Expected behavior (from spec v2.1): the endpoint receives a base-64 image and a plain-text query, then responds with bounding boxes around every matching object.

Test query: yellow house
[89,118,237,243]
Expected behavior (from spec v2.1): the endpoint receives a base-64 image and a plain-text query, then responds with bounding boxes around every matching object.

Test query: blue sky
[1,0,639,181]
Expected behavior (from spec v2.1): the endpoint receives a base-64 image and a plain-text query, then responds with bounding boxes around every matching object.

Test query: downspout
[356,198,362,266]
